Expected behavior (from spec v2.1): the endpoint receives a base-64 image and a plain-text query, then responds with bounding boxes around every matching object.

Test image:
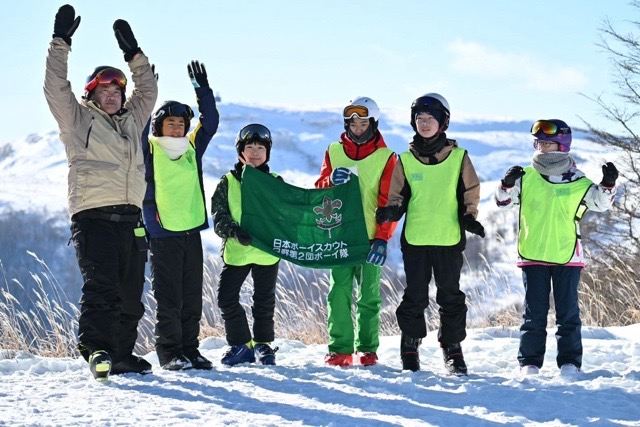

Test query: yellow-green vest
[518,166,593,264]
[224,172,280,266]
[400,148,465,246]
[328,143,393,239]
[150,137,205,232]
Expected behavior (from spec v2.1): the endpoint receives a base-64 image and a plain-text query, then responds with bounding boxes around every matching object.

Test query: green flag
[240,166,370,268]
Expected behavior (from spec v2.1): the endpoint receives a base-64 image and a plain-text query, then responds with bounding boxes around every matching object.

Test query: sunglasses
[238,124,272,144]
[84,68,127,93]
[530,120,570,137]
[343,105,371,120]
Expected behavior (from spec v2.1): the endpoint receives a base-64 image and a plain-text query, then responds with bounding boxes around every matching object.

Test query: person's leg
[181,233,204,357]
[552,266,583,369]
[355,263,381,353]
[327,265,356,353]
[250,262,280,343]
[433,248,466,345]
[218,263,252,345]
[72,218,121,361]
[150,237,185,365]
[518,266,552,368]
[396,246,431,339]
[115,222,146,363]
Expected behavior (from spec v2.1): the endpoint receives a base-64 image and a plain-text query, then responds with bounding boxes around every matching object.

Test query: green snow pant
[327,262,381,353]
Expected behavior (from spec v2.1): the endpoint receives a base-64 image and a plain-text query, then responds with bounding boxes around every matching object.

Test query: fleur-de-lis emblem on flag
[314,196,343,237]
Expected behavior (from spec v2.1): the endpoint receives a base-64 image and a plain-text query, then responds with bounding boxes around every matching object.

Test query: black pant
[396,245,467,345]
[71,212,146,363]
[518,265,583,368]
[217,262,279,345]
[150,233,204,365]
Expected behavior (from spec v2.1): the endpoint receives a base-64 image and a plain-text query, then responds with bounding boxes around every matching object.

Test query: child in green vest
[211,123,281,366]
[315,96,398,367]
[377,93,484,375]
[495,119,618,376]
[142,61,219,371]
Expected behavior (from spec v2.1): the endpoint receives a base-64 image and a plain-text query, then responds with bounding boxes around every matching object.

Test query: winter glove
[53,4,81,46]
[376,206,403,224]
[501,166,525,188]
[462,214,485,238]
[113,19,142,62]
[600,162,619,188]
[330,167,352,185]
[366,239,387,266]
[234,226,252,246]
[188,60,209,89]
[151,64,158,82]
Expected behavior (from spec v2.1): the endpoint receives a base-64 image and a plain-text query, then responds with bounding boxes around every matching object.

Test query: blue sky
[2,0,635,141]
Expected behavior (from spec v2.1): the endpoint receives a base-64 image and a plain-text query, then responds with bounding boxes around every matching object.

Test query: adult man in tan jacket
[44,4,157,380]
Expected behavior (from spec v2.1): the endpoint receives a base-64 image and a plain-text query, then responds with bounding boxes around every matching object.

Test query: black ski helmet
[410,93,450,133]
[151,101,194,137]
[84,66,127,106]
[235,123,272,161]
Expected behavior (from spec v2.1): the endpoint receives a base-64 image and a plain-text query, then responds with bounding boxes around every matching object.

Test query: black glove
[376,206,402,224]
[234,226,252,246]
[151,64,158,82]
[188,60,209,89]
[462,214,485,238]
[600,162,619,188]
[501,166,525,188]
[113,19,142,62]
[53,4,81,46]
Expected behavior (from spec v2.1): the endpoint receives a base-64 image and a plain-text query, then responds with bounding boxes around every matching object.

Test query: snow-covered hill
[1,325,639,426]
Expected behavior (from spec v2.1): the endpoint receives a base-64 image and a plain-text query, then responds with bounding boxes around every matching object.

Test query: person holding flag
[315,97,398,367]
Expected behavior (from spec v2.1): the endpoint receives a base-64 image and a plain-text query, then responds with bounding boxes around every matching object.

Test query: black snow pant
[217,262,279,346]
[396,244,467,345]
[150,233,204,366]
[71,206,146,363]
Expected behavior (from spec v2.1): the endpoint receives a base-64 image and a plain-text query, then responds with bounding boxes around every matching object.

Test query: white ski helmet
[411,93,450,132]
[343,96,380,122]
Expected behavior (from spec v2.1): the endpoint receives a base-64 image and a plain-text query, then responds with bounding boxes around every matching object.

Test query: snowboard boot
[254,343,279,366]
[442,342,468,376]
[185,350,213,370]
[111,354,152,375]
[221,343,256,366]
[88,350,112,381]
[162,355,192,371]
[358,352,378,367]
[400,334,422,372]
[324,353,353,367]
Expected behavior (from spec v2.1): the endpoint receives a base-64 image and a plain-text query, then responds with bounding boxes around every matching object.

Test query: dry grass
[1,249,639,358]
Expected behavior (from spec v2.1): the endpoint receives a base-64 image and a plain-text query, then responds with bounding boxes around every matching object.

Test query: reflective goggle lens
[165,103,194,120]
[85,68,127,93]
[343,105,370,119]
[530,120,558,136]
[239,124,272,144]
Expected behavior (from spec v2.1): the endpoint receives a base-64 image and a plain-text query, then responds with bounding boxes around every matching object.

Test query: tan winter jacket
[43,38,158,216]
[387,140,481,218]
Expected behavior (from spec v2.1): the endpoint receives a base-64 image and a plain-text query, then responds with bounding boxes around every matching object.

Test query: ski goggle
[343,105,371,119]
[530,120,570,137]
[84,68,127,93]
[237,124,272,145]
[158,102,194,120]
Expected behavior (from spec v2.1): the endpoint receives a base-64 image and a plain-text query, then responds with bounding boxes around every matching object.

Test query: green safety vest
[400,148,465,246]
[150,137,205,232]
[518,166,593,264]
[328,143,394,239]
[224,172,280,266]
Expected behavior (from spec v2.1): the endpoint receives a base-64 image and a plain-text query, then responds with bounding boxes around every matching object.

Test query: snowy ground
[1,325,639,426]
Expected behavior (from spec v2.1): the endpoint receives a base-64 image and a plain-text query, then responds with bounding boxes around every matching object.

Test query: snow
[1,326,639,426]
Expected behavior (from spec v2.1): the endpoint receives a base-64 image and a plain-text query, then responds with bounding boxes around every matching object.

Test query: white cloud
[448,40,588,92]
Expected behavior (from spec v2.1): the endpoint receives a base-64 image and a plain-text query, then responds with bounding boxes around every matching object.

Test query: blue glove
[366,239,387,266]
[330,167,352,185]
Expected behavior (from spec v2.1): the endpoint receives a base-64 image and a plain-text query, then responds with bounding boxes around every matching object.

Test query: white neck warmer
[155,136,189,160]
